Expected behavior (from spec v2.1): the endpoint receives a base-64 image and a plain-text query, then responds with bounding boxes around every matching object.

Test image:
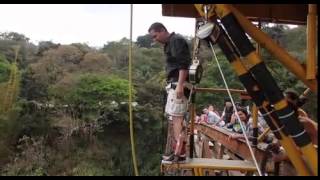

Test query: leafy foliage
[136,34,153,48]
[0,25,317,175]
[0,54,10,83]
[66,74,133,107]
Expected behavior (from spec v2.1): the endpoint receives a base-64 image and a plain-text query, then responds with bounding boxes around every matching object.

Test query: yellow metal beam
[162,158,257,172]
[195,87,246,94]
[252,104,258,129]
[197,168,203,176]
[301,144,318,175]
[258,127,271,142]
[190,4,315,175]
[228,5,317,93]
[251,104,259,147]
[194,4,215,19]
[193,168,199,176]
[306,4,317,80]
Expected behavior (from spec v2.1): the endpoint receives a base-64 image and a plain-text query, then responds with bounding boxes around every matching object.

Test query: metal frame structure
[161,4,317,176]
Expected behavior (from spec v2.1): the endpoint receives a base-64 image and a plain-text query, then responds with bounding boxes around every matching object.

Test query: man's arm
[229,133,244,140]
[176,69,188,99]
[171,37,191,99]
[214,118,223,126]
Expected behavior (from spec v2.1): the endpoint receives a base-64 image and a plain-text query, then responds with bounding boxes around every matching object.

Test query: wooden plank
[195,87,247,94]
[194,124,267,162]
[162,158,257,171]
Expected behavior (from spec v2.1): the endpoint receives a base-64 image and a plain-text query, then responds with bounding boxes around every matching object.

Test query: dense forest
[0,24,317,175]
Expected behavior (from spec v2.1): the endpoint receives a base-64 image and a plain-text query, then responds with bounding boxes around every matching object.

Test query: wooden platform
[194,124,268,162]
[162,158,257,172]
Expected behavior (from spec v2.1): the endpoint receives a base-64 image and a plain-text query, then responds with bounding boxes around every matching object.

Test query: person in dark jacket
[149,22,191,163]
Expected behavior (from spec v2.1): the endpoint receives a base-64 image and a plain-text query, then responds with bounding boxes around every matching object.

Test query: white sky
[0,4,195,47]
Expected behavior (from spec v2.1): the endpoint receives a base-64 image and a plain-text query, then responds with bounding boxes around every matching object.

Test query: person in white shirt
[204,108,225,127]
[228,108,264,141]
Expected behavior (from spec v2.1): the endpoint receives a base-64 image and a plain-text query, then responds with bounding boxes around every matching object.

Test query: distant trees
[22,44,111,101]
[136,34,153,48]
[0,25,317,175]
[79,52,111,73]
[37,41,60,55]
[66,74,133,107]
[101,39,130,70]
[0,54,10,83]
[0,32,30,42]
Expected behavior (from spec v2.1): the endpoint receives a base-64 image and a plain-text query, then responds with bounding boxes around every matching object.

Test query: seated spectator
[199,108,208,124]
[225,112,243,133]
[195,114,201,124]
[257,110,269,129]
[207,105,225,126]
[208,104,220,116]
[220,98,234,124]
[203,108,224,127]
[228,108,265,141]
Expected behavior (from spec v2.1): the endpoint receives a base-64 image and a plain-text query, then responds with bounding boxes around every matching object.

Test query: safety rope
[128,4,139,176]
[161,90,166,159]
[208,42,263,176]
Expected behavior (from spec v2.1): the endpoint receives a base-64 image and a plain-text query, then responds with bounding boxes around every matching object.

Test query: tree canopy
[0,24,317,175]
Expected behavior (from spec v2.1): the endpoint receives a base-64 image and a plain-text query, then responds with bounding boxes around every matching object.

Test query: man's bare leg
[172,116,185,156]
[164,120,174,155]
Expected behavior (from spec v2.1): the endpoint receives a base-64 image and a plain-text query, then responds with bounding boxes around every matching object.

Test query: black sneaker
[161,154,186,164]
[162,152,174,160]
[162,153,186,161]
[177,155,186,163]
[162,153,175,161]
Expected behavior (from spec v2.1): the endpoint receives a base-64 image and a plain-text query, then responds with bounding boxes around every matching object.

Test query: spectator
[220,98,234,124]
[208,104,220,116]
[228,108,265,141]
[204,107,224,126]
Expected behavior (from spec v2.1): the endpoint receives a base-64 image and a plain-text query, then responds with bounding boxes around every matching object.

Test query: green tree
[0,32,29,42]
[0,54,10,83]
[136,34,153,48]
[66,73,134,108]
[101,39,129,71]
[37,41,60,55]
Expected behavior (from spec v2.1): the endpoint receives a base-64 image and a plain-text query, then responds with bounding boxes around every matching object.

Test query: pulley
[189,57,203,84]
[196,22,221,44]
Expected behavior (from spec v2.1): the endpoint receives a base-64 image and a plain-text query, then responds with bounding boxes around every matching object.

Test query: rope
[128,4,139,176]
[208,42,262,176]
[161,90,166,158]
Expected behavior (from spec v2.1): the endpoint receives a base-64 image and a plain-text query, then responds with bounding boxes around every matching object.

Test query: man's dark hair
[148,22,167,33]
[237,107,248,117]
[285,89,299,102]
[235,102,241,107]
[224,98,231,103]
[285,89,308,107]
[297,96,307,107]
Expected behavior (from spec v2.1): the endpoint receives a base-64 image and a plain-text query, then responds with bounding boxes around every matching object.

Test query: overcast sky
[0,4,195,47]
